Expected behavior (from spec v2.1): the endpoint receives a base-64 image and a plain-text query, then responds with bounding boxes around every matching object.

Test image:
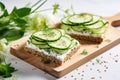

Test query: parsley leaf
[52,3,59,14]
[81,49,88,55]
[0,2,5,17]
[10,7,31,18]
[0,2,5,10]
[0,2,31,42]
[96,58,100,63]
[0,1,48,42]
[0,2,8,18]
[0,28,24,41]
[65,9,70,15]
[0,63,15,78]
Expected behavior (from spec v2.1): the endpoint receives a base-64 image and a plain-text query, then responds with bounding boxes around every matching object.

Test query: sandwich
[61,13,108,44]
[25,28,80,67]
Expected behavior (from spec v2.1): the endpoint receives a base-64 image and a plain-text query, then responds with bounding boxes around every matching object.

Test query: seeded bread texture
[68,33,104,44]
[55,22,105,44]
[24,44,80,67]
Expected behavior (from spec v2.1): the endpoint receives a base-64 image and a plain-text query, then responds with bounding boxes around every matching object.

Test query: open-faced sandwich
[25,28,80,67]
[61,13,108,44]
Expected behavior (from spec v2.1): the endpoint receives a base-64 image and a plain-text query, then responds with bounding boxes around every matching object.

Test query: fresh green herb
[0,2,31,41]
[52,3,59,14]
[52,3,75,15]
[42,28,55,37]
[0,53,5,63]
[31,0,47,13]
[0,0,47,42]
[64,9,70,15]
[64,5,75,15]
[0,38,7,51]
[0,63,15,78]
[0,28,24,41]
[96,58,100,63]
[0,1,47,79]
[81,49,88,55]
[0,54,4,63]
[0,2,8,18]
[0,39,15,78]
[0,38,7,63]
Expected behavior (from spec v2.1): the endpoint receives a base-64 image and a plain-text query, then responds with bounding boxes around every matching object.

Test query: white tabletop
[1,0,120,80]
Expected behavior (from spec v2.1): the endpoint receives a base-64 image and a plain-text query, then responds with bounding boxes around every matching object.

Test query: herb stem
[31,0,47,13]
[31,0,42,8]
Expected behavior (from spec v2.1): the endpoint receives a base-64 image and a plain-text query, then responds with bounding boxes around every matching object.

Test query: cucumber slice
[61,24,72,32]
[92,27,106,34]
[53,39,79,54]
[69,39,79,48]
[52,48,68,55]
[85,21,104,29]
[64,34,72,40]
[68,13,92,24]
[39,44,50,49]
[30,38,46,45]
[71,25,84,32]
[101,19,108,26]
[48,36,71,49]
[58,29,65,35]
[33,29,62,41]
[84,15,100,25]
[31,34,44,41]
[61,16,73,25]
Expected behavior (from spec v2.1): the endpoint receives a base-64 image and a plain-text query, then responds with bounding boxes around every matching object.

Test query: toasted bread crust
[24,45,80,67]
[54,22,104,44]
[68,33,103,44]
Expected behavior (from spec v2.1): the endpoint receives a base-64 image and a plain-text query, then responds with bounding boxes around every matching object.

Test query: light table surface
[1,0,120,80]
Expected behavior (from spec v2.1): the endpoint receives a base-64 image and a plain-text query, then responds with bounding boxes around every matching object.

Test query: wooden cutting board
[10,13,120,78]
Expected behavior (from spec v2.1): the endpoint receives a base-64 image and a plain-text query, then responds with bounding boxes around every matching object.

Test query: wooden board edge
[54,37,120,78]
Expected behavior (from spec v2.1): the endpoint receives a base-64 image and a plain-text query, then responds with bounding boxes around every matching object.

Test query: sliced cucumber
[31,34,44,41]
[52,48,68,55]
[53,39,79,54]
[84,15,100,25]
[30,38,46,45]
[64,34,72,40]
[39,44,50,49]
[48,36,71,50]
[68,13,92,24]
[61,24,72,32]
[58,29,65,35]
[92,27,106,34]
[101,19,108,26]
[71,25,84,32]
[61,16,73,25]
[61,13,108,36]
[33,29,62,41]
[85,21,104,29]
[69,39,79,48]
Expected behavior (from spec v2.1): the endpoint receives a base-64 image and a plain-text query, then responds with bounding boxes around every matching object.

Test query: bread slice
[60,13,108,44]
[55,23,105,44]
[24,42,80,67]
[67,32,104,44]
[24,28,80,67]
